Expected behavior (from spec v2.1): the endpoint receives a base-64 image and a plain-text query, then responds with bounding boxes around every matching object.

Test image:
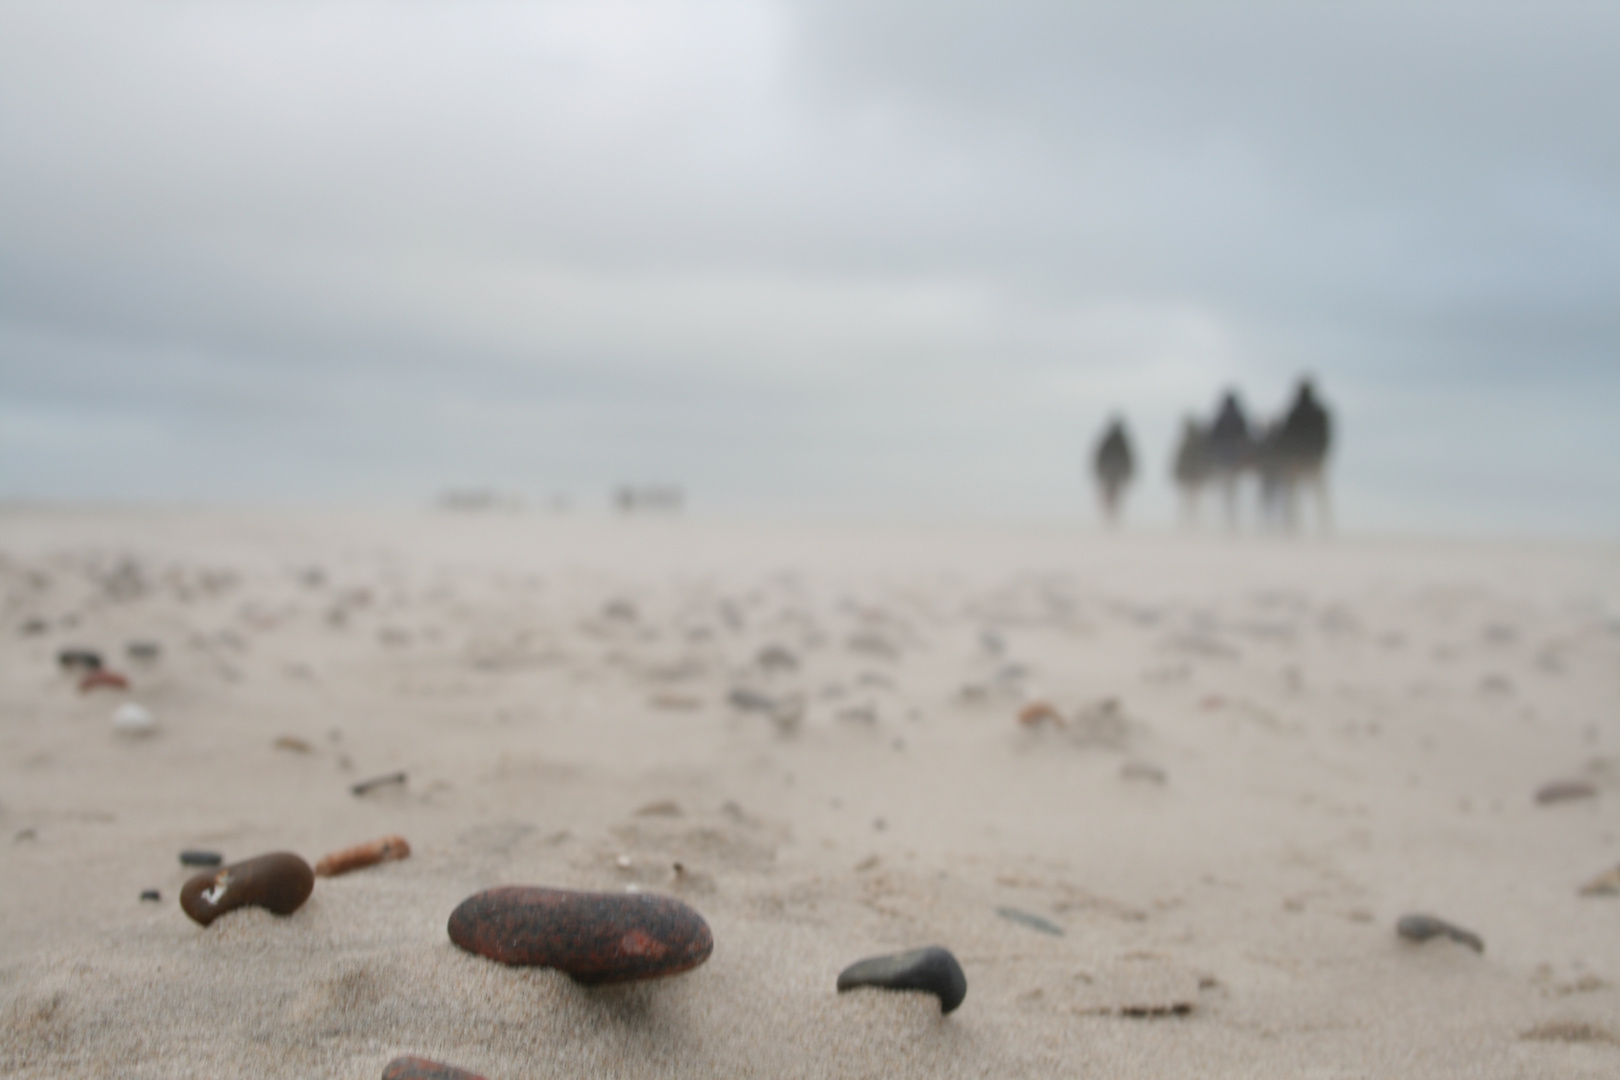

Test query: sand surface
[2,507,1617,1078]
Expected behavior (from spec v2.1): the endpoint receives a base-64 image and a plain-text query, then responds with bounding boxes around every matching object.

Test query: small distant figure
[1092,416,1135,527]
[1171,416,1209,526]
[1273,378,1333,532]
[1204,391,1254,530]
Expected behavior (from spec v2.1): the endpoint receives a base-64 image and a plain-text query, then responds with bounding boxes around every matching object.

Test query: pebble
[315,835,411,877]
[447,885,713,984]
[140,889,161,902]
[996,905,1064,936]
[382,1056,488,1080]
[126,641,162,662]
[111,703,155,736]
[1121,760,1167,784]
[836,946,967,1014]
[1396,912,1484,953]
[756,644,799,671]
[352,771,407,796]
[1018,701,1064,728]
[1578,865,1620,897]
[57,648,103,672]
[80,669,130,692]
[180,852,315,927]
[180,849,224,867]
[1535,779,1597,805]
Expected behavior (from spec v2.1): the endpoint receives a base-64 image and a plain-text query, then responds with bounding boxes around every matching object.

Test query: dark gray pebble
[57,648,102,672]
[352,771,407,796]
[180,850,223,867]
[837,946,967,1014]
[126,641,162,662]
[996,905,1064,936]
[140,889,161,902]
[1397,913,1483,953]
[1535,779,1597,805]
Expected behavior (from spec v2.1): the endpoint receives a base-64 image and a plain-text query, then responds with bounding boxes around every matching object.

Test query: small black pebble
[180,850,224,867]
[140,889,161,902]
[57,648,102,672]
[1397,912,1484,953]
[837,946,967,1014]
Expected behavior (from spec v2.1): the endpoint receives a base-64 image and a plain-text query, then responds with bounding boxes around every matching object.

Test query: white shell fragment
[111,702,156,736]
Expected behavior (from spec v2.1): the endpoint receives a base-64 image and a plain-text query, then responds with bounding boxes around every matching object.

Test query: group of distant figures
[1093,378,1333,532]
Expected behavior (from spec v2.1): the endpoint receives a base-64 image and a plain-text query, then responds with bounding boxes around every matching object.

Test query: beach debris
[1519,1021,1620,1046]
[273,735,315,754]
[140,889,161,902]
[728,687,776,712]
[1535,779,1597,805]
[1071,955,1202,1017]
[80,669,130,692]
[383,1056,489,1080]
[836,946,967,1014]
[635,799,683,817]
[352,771,407,796]
[1396,912,1484,953]
[997,905,1065,936]
[846,631,898,660]
[180,849,224,867]
[1578,865,1620,897]
[756,644,799,671]
[20,617,48,635]
[1121,760,1167,784]
[1018,701,1064,728]
[447,885,713,983]
[126,640,161,663]
[111,702,155,736]
[180,852,315,927]
[57,647,102,672]
[315,834,411,877]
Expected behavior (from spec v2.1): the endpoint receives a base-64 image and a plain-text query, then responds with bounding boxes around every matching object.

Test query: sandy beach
[2,506,1617,1078]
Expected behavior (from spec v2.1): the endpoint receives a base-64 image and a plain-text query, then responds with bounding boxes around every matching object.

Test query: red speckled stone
[180,852,315,927]
[382,1055,487,1080]
[79,669,130,692]
[447,886,713,984]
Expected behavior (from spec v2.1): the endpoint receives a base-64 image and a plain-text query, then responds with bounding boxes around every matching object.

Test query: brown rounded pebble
[1535,779,1597,805]
[382,1056,488,1080]
[78,669,130,692]
[180,852,315,927]
[447,885,713,984]
[316,835,411,877]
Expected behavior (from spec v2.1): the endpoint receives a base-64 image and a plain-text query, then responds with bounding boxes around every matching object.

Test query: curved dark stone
[1397,913,1483,953]
[837,946,967,1014]
[382,1055,487,1080]
[180,852,314,927]
[447,886,713,984]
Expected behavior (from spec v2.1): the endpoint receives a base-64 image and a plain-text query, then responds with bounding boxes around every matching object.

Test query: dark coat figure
[1171,417,1209,526]
[1273,378,1333,532]
[1203,391,1253,529]
[1092,417,1135,526]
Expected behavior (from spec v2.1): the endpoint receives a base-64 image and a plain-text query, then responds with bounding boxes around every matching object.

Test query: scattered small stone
[1396,912,1484,953]
[756,644,798,671]
[315,835,411,877]
[80,669,130,692]
[635,799,683,817]
[1018,701,1064,728]
[382,1055,489,1080]
[180,850,224,867]
[14,828,38,842]
[273,735,315,754]
[140,889,161,902]
[447,885,713,984]
[1535,779,1597,805]
[1121,761,1167,784]
[57,648,102,672]
[649,692,702,710]
[20,617,48,635]
[126,641,161,662]
[1578,865,1620,897]
[836,946,967,1014]
[996,905,1064,936]
[855,855,881,872]
[728,687,776,712]
[180,852,315,927]
[111,703,155,736]
[351,771,407,796]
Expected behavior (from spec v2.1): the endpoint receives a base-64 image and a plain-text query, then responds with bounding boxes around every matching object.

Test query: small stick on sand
[314,834,411,877]
[350,771,406,796]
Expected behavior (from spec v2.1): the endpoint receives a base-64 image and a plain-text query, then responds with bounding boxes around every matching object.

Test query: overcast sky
[2,1,1617,535]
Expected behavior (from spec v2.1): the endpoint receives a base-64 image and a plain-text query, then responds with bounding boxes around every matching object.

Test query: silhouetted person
[1252,418,1290,530]
[1092,417,1135,527]
[1273,378,1333,532]
[1204,390,1253,529]
[1172,416,1210,526]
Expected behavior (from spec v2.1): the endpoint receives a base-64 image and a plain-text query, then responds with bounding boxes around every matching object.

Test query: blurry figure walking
[1273,378,1333,532]
[1092,417,1136,527]
[1204,390,1254,530]
[1172,416,1209,526]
